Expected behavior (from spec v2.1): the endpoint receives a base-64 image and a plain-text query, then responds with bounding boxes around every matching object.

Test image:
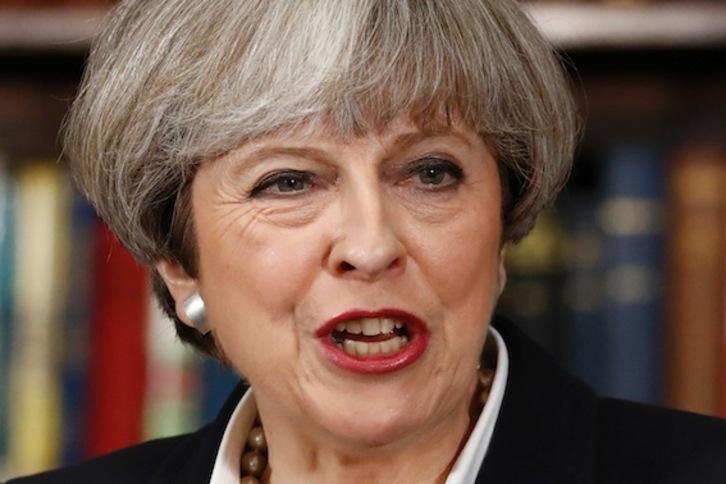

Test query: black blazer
[9,318,726,483]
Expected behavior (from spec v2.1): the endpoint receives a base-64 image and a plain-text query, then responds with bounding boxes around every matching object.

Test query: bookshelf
[2,3,726,51]
[0,1,724,479]
[0,6,106,52]
[527,3,726,49]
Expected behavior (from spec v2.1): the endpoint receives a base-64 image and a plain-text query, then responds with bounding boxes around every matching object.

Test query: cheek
[196,229,315,375]
[198,225,318,316]
[417,210,503,307]
[194,210,328,369]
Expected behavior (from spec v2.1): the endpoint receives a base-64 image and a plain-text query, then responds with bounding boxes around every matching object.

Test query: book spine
[8,161,70,475]
[59,193,98,465]
[666,145,725,416]
[0,156,16,477]
[199,360,240,425]
[84,222,149,458]
[143,296,200,440]
[599,144,665,404]
[559,181,608,395]
[498,209,567,358]
[719,153,726,418]
[722,150,726,417]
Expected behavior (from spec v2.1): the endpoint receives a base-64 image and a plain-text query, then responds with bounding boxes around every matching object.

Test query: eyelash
[402,157,464,189]
[249,170,315,198]
[249,157,463,198]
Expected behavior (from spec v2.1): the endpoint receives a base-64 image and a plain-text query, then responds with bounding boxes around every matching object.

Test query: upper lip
[315,308,427,338]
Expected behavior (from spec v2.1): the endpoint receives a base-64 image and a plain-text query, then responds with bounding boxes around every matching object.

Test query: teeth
[354,341,368,356]
[344,339,356,354]
[361,318,379,336]
[332,317,410,357]
[335,318,400,336]
[338,336,407,357]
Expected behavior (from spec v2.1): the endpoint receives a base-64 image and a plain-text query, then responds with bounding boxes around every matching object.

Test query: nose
[327,185,406,280]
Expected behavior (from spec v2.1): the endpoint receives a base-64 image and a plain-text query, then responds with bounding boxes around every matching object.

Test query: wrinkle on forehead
[206,110,484,168]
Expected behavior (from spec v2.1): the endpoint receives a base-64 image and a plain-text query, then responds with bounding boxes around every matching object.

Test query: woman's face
[175,117,505,447]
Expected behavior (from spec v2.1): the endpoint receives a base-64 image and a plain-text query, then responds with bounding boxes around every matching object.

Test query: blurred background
[0,0,724,480]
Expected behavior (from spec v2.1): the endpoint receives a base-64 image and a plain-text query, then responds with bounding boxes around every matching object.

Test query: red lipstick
[316,309,429,374]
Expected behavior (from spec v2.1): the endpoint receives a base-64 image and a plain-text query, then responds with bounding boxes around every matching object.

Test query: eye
[407,157,463,189]
[250,170,314,197]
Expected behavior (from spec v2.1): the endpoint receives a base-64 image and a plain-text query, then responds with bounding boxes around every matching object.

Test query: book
[0,155,16,477]
[8,161,70,475]
[143,295,200,440]
[558,155,609,395]
[722,150,726,418]
[83,221,149,458]
[59,192,98,465]
[198,359,239,425]
[598,144,665,405]
[666,145,725,416]
[498,209,567,359]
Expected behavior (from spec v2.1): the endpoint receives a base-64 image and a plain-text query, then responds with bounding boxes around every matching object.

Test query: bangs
[67,0,575,269]
[171,0,539,157]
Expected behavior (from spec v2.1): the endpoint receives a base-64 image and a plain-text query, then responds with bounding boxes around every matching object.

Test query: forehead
[205,114,491,177]
[238,114,482,156]
[262,110,476,146]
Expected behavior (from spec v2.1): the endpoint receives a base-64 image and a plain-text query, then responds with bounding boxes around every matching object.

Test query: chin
[314,392,439,449]
[328,413,426,449]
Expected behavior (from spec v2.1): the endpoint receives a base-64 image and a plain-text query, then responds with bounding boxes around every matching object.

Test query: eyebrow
[224,128,474,175]
[244,146,327,164]
[386,130,474,152]
[222,146,330,178]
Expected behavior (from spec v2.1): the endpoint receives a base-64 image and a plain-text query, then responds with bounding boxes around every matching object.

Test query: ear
[496,247,507,297]
[156,259,200,329]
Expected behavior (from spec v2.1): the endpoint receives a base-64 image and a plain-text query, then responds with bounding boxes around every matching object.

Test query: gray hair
[64,0,578,356]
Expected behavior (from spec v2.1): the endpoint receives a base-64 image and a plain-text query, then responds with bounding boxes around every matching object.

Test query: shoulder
[489,317,726,483]
[6,435,193,484]
[597,398,726,483]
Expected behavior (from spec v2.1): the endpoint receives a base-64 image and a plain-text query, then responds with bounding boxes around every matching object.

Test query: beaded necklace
[238,366,496,483]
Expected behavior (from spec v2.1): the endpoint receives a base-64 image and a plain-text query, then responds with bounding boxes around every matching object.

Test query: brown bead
[241,450,267,477]
[247,426,267,451]
[479,368,495,390]
[240,477,261,484]
[480,389,490,406]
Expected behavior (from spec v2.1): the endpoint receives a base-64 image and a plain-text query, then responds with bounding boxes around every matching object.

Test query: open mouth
[332,318,411,357]
[317,309,428,373]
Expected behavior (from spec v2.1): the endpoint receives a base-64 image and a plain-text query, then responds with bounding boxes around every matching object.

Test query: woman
[9,0,726,483]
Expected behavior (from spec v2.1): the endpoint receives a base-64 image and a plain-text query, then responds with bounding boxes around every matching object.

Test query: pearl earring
[183,291,210,335]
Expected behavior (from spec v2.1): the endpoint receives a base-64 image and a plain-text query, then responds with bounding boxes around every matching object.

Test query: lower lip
[319,333,429,374]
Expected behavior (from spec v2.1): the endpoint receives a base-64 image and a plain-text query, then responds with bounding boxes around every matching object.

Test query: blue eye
[410,158,463,188]
[251,171,313,197]
[418,166,448,185]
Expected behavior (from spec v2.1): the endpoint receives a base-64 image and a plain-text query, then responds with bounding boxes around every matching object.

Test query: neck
[255,378,481,484]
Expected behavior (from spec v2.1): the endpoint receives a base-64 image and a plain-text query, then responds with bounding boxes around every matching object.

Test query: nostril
[340,261,356,272]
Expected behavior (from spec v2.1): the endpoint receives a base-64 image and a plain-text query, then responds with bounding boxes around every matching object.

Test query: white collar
[445,326,508,483]
[210,327,509,484]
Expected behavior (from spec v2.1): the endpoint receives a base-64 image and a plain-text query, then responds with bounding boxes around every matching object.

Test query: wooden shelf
[524,3,726,49]
[0,6,107,53]
[0,3,725,53]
